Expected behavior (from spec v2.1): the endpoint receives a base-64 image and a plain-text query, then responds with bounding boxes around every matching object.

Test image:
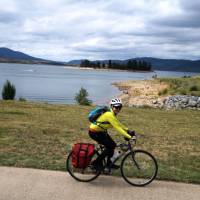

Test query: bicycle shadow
[87,175,129,188]
[85,175,154,188]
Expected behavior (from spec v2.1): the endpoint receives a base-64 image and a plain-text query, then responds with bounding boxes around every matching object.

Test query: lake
[0,63,199,104]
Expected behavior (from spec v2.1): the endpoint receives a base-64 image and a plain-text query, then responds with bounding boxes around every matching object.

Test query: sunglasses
[113,105,122,110]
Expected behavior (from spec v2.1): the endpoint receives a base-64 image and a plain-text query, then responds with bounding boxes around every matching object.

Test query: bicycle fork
[130,150,141,170]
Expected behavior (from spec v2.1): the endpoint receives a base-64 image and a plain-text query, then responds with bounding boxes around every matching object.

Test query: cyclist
[88,98,135,171]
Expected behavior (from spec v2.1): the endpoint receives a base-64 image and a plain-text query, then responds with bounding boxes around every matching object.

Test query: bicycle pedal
[103,168,111,175]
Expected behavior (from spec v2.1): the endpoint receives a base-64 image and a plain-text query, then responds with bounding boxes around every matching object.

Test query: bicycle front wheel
[121,150,158,186]
[66,151,101,182]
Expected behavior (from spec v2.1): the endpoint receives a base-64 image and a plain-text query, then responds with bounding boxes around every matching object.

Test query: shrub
[19,97,26,101]
[2,80,16,100]
[74,87,92,106]
[179,89,187,95]
[182,75,191,78]
[158,88,168,96]
[152,74,158,79]
[189,85,199,91]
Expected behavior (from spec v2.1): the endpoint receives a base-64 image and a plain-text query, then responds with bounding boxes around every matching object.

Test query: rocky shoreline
[113,80,200,110]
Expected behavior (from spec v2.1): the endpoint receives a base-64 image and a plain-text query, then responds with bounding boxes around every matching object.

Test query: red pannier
[71,143,95,169]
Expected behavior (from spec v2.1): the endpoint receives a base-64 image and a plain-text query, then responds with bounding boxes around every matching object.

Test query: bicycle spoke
[121,150,158,186]
[66,151,101,182]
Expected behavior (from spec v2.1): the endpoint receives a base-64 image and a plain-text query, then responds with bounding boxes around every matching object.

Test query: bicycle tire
[66,151,101,182]
[120,150,158,186]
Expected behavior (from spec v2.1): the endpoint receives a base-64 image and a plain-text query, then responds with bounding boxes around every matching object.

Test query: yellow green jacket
[89,109,131,139]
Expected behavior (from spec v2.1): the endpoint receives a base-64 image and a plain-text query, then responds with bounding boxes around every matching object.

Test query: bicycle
[66,134,158,186]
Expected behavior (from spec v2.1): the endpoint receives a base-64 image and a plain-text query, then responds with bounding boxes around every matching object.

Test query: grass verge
[0,100,199,183]
[158,76,200,96]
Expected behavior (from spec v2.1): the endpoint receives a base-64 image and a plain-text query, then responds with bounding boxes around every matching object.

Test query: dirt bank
[113,79,169,107]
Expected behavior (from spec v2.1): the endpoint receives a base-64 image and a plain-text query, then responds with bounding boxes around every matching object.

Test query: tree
[108,60,112,68]
[127,60,132,69]
[96,61,101,68]
[2,80,16,100]
[80,60,90,67]
[74,87,92,105]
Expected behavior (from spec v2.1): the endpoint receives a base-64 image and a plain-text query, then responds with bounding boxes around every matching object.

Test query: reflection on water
[0,63,199,104]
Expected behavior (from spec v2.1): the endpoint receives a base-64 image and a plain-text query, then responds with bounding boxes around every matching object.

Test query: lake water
[0,63,199,104]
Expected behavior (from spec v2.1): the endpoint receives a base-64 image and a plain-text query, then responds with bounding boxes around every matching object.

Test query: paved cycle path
[0,167,199,200]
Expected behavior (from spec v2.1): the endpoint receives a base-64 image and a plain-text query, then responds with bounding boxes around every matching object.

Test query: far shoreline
[0,61,153,73]
[1,61,199,74]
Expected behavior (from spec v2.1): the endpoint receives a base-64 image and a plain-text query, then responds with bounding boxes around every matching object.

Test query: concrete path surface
[0,167,199,200]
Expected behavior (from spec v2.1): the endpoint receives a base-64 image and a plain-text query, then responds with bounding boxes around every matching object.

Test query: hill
[0,47,43,61]
[137,57,200,72]
[0,47,66,66]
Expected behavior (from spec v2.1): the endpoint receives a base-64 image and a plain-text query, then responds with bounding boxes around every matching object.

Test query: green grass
[158,76,200,96]
[0,100,200,184]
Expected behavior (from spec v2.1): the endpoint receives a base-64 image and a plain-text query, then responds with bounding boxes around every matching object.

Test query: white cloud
[0,0,200,61]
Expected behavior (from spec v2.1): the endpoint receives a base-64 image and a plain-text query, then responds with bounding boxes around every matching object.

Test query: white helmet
[110,98,122,107]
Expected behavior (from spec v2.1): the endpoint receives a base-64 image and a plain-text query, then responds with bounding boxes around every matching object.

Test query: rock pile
[161,95,200,110]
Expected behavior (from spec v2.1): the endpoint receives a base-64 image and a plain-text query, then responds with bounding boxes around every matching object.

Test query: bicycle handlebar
[124,131,138,141]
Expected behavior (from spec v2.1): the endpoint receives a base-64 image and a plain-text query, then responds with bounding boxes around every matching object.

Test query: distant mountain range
[0,47,200,72]
[67,58,200,72]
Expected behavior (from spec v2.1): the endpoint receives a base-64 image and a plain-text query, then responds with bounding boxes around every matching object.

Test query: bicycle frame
[112,140,137,164]
[96,138,138,172]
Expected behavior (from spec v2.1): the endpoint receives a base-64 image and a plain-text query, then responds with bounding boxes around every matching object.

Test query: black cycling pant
[88,130,116,166]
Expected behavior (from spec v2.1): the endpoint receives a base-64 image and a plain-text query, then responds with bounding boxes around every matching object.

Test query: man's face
[112,105,122,115]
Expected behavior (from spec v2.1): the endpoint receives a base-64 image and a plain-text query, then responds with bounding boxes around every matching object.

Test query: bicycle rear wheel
[66,151,101,182]
[121,150,158,186]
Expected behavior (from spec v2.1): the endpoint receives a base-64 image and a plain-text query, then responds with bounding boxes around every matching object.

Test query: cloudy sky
[0,0,200,61]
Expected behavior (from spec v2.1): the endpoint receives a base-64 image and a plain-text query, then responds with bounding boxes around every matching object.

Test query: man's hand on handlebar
[127,130,136,136]
[124,130,137,141]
